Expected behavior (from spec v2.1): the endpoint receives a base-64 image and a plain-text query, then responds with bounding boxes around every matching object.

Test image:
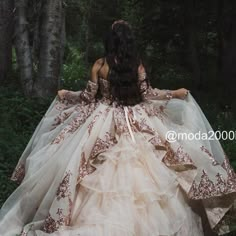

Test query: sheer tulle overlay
[0,78,236,236]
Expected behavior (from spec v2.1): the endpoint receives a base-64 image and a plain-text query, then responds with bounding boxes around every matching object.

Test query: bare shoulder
[90,57,105,83]
[93,58,105,70]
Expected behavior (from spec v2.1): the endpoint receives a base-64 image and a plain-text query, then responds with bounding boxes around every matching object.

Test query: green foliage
[155,64,192,89]
[215,114,236,169]
[121,0,144,30]
[0,86,51,206]
[144,61,193,94]
[195,92,236,172]
[62,43,89,90]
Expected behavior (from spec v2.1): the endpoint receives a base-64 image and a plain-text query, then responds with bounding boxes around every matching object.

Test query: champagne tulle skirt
[0,94,235,236]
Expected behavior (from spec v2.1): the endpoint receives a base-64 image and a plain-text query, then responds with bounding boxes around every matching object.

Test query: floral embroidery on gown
[0,70,236,236]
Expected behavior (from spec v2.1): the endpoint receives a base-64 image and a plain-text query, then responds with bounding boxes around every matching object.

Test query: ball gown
[0,71,236,236]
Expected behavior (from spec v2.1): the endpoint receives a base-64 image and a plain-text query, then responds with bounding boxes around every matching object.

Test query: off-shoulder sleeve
[138,72,173,100]
[62,80,99,105]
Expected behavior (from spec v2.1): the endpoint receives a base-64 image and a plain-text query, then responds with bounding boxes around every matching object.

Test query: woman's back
[95,56,145,105]
[97,57,145,81]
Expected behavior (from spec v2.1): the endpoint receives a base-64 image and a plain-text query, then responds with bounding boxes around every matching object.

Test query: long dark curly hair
[104,20,144,106]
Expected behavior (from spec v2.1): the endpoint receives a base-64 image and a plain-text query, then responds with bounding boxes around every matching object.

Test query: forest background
[0,0,236,234]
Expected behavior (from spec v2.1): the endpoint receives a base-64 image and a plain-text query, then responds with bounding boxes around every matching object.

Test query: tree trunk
[15,0,34,96]
[0,0,14,83]
[217,0,224,79]
[32,1,42,67]
[84,0,92,65]
[218,1,236,105]
[58,6,66,89]
[34,0,63,97]
[183,0,202,89]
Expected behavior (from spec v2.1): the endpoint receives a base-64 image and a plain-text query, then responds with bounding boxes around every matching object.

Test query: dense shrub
[0,87,51,206]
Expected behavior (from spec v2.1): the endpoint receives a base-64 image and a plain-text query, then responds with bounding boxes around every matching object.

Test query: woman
[0,20,235,236]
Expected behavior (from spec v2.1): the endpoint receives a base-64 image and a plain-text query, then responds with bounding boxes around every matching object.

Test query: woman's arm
[138,64,189,100]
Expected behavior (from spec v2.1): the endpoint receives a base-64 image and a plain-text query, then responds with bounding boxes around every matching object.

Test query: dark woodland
[0,0,236,234]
